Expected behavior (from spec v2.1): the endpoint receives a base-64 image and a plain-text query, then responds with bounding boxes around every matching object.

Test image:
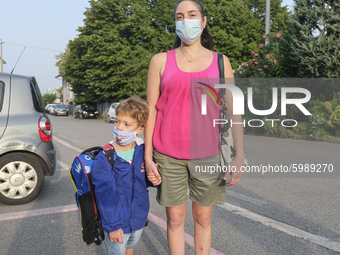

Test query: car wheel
[107,115,111,123]
[0,153,45,205]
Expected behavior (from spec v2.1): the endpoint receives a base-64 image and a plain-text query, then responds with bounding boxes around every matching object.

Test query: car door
[74,105,80,117]
[0,76,10,139]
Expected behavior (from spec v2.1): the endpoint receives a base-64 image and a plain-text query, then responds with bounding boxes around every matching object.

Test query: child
[92,96,152,255]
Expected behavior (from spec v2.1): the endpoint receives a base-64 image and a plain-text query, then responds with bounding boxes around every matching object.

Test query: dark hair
[173,0,214,50]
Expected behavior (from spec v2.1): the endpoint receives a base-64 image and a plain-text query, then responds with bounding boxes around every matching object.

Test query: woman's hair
[173,0,214,50]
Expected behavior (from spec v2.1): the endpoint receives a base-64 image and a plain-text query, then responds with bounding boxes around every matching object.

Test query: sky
[1,0,294,95]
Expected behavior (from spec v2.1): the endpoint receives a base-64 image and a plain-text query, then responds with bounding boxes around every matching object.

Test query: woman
[145,0,245,254]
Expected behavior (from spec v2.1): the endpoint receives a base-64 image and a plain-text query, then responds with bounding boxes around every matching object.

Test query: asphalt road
[0,114,339,255]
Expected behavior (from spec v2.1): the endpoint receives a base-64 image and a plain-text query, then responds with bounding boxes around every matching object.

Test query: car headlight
[83,111,88,114]
[95,111,98,114]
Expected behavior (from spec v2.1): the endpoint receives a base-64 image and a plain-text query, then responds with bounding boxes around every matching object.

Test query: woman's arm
[144,53,166,186]
[223,55,245,185]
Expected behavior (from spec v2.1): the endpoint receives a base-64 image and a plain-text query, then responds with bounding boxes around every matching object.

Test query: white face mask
[113,126,140,146]
[176,18,203,45]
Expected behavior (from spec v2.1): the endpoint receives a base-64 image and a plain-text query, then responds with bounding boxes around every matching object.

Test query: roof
[0,72,33,79]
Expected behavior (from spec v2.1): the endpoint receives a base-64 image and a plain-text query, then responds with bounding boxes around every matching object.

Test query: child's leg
[104,231,129,255]
[125,228,144,251]
[125,248,134,255]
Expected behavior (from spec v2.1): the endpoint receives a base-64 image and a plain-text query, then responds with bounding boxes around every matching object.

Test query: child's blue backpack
[69,144,115,245]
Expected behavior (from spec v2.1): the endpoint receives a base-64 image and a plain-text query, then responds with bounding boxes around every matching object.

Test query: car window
[0,81,4,112]
[56,105,67,109]
[30,78,45,112]
[111,103,119,109]
[83,105,95,111]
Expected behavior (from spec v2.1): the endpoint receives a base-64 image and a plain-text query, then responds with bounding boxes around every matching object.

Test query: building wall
[62,77,74,106]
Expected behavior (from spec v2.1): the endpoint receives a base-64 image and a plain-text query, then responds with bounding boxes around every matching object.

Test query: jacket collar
[135,137,144,146]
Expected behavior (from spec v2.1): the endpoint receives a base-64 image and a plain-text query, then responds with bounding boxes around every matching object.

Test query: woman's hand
[145,160,162,186]
[224,157,244,186]
[109,228,124,244]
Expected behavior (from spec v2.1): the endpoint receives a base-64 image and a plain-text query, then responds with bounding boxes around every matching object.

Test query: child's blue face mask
[113,126,140,146]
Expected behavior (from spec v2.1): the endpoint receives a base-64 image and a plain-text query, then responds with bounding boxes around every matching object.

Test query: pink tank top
[153,49,221,159]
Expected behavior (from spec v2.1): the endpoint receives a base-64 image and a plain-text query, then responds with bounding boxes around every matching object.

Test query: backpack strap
[102,143,115,166]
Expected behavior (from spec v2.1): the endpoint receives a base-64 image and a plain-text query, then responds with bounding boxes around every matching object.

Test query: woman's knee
[193,213,211,228]
[192,204,213,228]
[166,205,186,229]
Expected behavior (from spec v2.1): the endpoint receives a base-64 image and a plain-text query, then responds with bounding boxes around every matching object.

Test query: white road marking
[53,136,82,153]
[52,136,340,252]
[218,202,340,253]
[0,204,78,221]
[226,191,267,205]
[57,160,70,171]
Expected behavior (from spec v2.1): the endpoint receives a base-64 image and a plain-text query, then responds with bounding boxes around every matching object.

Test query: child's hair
[116,96,149,127]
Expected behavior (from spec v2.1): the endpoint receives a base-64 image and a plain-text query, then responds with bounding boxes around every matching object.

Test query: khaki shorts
[153,148,226,207]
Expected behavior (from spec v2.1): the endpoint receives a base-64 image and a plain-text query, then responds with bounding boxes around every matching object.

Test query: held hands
[223,157,244,186]
[145,160,162,186]
[109,228,124,244]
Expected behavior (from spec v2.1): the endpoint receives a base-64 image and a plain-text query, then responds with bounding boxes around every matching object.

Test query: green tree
[42,93,56,105]
[208,0,290,69]
[288,0,340,78]
[57,0,175,103]
[55,49,69,75]
[58,0,290,103]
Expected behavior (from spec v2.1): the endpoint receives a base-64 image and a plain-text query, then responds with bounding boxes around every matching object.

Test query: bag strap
[217,52,226,101]
[218,52,224,83]
[102,143,115,166]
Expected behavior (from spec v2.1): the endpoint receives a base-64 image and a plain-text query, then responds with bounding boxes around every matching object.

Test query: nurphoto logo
[198,82,312,128]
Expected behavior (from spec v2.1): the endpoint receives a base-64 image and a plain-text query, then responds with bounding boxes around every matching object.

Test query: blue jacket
[92,138,150,234]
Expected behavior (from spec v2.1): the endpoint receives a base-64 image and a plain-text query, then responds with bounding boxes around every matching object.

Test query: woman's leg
[166,202,187,255]
[192,202,213,255]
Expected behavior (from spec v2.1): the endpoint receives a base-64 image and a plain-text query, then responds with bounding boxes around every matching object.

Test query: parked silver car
[45,103,52,113]
[48,104,56,114]
[51,104,69,116]
[0,73,56,205]
[107,102,120,123]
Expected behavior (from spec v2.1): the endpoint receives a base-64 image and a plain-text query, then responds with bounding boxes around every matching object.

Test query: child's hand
[109,228,124,244]
[147,171,158,185]
[146,161,162,186]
